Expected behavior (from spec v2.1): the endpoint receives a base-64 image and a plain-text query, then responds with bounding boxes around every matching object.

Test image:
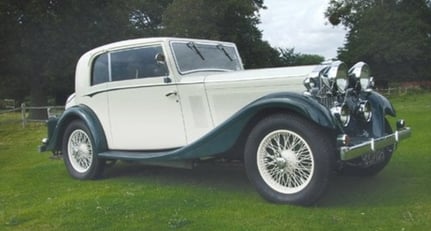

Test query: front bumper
[339,127,411,161]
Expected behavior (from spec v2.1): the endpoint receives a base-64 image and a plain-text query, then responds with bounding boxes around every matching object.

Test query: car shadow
[104,161,414,207]
[104,160,253,192]
[317,173,413,207]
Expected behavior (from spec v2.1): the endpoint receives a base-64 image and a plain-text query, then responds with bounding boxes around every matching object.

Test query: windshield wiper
[216,44,233,61]
[187,42,205,60]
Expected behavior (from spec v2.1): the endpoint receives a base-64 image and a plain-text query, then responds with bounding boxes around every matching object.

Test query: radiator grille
[317,96,337,109]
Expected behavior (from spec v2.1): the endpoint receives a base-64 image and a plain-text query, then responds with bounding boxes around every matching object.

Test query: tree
[326,0,431,82]
[0,0,325,111]
[279,48,324,66]
[161,0,281,68]
[0,0,153,116]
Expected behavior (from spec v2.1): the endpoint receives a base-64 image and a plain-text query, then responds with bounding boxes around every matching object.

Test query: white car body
[71,37,316,150]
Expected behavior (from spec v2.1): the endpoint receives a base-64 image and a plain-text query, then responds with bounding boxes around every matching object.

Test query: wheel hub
[275,157,287,169]
[78,143,89,155]
[281,150,298,170]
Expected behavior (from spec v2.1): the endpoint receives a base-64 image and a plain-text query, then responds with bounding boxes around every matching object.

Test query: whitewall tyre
[62,120,105,179]
[244,114,335,205]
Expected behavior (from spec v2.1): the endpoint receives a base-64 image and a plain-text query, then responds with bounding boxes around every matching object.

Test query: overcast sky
[258,0,347,60]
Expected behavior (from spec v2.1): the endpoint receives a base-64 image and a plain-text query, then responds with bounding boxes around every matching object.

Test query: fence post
[21,103,26,128]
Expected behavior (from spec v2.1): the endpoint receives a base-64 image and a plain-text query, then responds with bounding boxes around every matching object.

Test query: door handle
[165,91,177,97]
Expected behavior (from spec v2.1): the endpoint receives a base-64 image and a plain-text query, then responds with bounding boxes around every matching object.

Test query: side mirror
[155,52,169,78]
[155,53,166,64]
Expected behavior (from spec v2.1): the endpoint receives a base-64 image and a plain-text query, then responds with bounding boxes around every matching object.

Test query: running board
[98,149,179,160]
[98,150,195,169]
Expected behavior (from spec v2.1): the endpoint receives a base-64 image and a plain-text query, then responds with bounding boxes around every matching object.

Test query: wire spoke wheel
[62,120,105,179]
[257,130,314,194]
[67,129,93,173]
[244,114,333,205]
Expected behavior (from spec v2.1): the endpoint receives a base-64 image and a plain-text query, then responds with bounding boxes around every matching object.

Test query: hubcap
[68,129,93,173]
[257,130,314,194]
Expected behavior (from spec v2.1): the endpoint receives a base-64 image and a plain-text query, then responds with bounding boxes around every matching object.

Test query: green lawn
[1,93,430,230]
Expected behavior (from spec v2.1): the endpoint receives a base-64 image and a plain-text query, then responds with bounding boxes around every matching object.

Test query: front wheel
[244,114,335,205]
[62,120,105,179]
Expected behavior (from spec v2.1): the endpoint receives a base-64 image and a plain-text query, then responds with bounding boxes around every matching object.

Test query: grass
[1,92,430,230]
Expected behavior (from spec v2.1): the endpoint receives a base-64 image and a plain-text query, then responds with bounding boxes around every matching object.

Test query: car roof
[87,37,236,54]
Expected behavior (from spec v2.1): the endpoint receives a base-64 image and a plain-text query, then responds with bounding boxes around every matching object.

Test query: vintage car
[39,37,411,205]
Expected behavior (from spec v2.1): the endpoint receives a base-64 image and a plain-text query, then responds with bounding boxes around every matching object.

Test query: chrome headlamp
[331,103,351,127]
[349,62,373,90]
[327,61,348,93]
[358,100,372,122]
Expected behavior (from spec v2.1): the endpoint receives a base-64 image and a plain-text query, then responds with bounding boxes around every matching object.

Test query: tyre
[244,114,335,205]
[62,120,105,179]
[340,119,394,177]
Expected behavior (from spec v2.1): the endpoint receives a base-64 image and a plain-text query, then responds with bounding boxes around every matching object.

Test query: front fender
[45,105,107,153]
[366,91,396,137]
[253,92,338,129]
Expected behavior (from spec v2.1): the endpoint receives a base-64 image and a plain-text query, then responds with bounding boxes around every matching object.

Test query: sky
[258,0,347,60]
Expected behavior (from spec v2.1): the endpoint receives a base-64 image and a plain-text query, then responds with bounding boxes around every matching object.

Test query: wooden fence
[0,103,64,127]
[376,87,422,96]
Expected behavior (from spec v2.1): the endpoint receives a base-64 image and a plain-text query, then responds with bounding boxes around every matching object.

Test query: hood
[204,65,317,83]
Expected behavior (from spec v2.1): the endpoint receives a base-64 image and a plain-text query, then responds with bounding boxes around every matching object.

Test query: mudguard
[366,91,396,137]
[43,105,107,153]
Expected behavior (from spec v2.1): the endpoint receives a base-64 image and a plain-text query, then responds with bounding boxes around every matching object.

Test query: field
[1,93,430,230]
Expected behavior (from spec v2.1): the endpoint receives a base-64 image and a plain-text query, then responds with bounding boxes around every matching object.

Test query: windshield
[171,41,242,74]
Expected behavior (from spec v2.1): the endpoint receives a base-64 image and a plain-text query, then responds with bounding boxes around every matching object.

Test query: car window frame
[90,44,169,86]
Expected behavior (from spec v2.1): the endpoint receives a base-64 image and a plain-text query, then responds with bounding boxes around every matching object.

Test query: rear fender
[45,105,107,153]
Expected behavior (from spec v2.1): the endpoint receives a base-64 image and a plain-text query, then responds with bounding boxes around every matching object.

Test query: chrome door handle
[165,91,177,97]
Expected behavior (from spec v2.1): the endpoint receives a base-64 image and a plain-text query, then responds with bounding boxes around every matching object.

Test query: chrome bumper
[339,127,411,161]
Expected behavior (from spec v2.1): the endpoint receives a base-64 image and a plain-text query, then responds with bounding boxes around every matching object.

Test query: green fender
[44,105,107,153]
[366,91,396,137]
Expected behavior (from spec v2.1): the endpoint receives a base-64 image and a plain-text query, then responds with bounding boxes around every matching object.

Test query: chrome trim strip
[340,127,411,161]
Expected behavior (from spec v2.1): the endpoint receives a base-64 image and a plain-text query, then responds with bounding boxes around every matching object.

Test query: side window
[110,46,168,82]
[91,53,109,85]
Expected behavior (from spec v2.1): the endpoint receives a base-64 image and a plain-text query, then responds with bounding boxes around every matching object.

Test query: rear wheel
[62,120,105,179]
[244,114,335,205]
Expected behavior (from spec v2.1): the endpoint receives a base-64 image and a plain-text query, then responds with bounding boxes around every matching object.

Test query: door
[106,45,186,150]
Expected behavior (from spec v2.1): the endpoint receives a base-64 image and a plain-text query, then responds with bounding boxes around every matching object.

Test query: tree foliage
[161,0,280,68]
[0,0,323,107]
[326,0,431,82]
[0,0,147,106]
[279,48,324,66]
